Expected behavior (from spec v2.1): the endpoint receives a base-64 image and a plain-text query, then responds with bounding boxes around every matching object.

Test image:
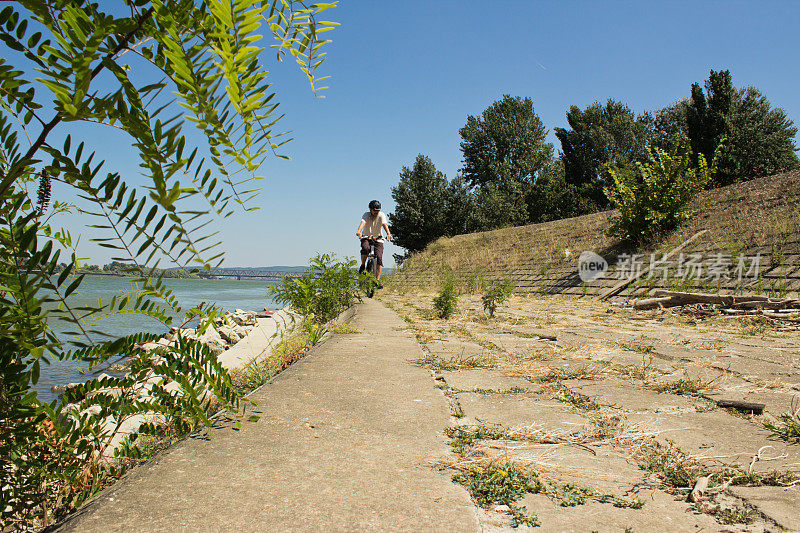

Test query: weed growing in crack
[445,426,645,515]
[694,503,758,525]
[534,366,599,383]
[507,504,540,527]
[764,398,800,443]
[433,274,459,319]
[739,316,771,337]
[557,388,600,411]
[617,340,655,354]
[616,355,660,381]
[637,441,705,493]
[445,425,512,454]
[590,415,622,439]
[412,353,497,371]
[595,493,645,509]
[653,376,715,396]
[452,462,544,507]
[553,484,592,506]
[722,469,798,487]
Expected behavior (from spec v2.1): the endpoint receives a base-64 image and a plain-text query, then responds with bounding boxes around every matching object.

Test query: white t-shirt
[361,211,388,241]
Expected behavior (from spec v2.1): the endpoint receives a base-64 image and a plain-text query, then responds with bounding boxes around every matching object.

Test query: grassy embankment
[386,170,800,298]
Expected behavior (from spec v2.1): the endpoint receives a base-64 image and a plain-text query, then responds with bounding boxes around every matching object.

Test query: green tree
[686,70,735,176]
[443,174,481,236]
[389,154,451,254]
[605,135,716,244]
[473,165,530,228]
[555,99,653,210]
[717,86,799,183]
[685,69,798,186]
[459,95,555,228]
[0,0,336,526]
[652,99,690,149]
[389,155,481,258]
[525,159,589,223]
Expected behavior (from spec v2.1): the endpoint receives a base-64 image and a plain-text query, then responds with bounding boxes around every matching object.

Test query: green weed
[482,277,515,318]
[764,400,800,443]
[653,376,714,396]
[638,441,705,493]
[557,388,600,411]
[507,504,540,527]
[269,254,360,323]
[452,462,544,507]
[617,340,655,354]
[445,425,513,454]
[433,274,459,318]
[412,353,497,371]
[534,366,599,383]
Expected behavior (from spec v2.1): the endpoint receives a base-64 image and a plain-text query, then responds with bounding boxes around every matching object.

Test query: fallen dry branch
[713,399,766,415]
[631,291,800,330]
[635,290,800,310]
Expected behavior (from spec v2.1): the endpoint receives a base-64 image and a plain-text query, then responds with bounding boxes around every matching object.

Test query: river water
[36,275,280,403]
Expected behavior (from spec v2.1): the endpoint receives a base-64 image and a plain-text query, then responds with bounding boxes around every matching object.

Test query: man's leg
[359,238,370,273]
[374,241,384,286]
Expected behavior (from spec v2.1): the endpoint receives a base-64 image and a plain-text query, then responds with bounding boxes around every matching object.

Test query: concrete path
[57,299,478,532]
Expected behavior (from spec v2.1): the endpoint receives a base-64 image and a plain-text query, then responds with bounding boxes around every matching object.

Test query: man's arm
[356,219,366,238]
[382,221,392,241]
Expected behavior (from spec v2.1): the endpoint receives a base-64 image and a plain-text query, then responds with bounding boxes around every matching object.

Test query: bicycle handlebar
[357,234,390,242]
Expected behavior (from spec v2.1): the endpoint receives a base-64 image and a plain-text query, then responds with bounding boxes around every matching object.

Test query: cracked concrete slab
[728,485,800,531]
[455,392,588,431]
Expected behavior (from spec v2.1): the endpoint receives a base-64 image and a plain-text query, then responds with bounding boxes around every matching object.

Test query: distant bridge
[199,270,306,281]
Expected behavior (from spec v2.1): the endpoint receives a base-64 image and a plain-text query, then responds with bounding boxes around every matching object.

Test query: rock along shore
[53,307,297,460]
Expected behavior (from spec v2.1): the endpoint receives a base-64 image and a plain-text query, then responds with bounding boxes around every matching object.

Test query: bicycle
[359,236,380,298]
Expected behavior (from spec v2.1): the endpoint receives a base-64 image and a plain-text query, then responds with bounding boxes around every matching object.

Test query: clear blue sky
[59,0,800,268]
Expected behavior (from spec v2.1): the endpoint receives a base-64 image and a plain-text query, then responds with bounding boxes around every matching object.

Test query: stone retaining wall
[389,170,800,298]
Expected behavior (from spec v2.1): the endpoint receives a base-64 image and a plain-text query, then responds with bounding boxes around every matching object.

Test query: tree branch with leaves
[0,0,337,527]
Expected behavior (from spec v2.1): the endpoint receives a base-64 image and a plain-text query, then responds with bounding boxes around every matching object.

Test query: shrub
[433,274,459,318]
[605,135,717,244]
[269,254,360,323]
[481,277,514,318]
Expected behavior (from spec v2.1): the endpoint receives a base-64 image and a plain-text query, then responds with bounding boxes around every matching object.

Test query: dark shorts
[360,238,384,267]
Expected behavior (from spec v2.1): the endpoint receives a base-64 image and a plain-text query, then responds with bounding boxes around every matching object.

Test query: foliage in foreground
[0,0,336,528]
[268,253,360,323]
[605,135,717,244]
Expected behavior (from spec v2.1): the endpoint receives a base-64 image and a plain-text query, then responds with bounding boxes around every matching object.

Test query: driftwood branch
[633,290,799,311]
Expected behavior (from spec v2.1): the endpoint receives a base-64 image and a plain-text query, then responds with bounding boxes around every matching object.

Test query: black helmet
[368,200,381,210]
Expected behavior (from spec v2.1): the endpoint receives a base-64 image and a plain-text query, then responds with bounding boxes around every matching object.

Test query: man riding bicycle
[356,200,392,289]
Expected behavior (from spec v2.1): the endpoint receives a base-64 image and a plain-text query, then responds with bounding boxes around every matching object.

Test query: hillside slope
[388,170,800,298]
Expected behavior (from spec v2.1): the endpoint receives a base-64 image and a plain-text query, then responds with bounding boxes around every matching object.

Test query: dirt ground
[379,292,800,533]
